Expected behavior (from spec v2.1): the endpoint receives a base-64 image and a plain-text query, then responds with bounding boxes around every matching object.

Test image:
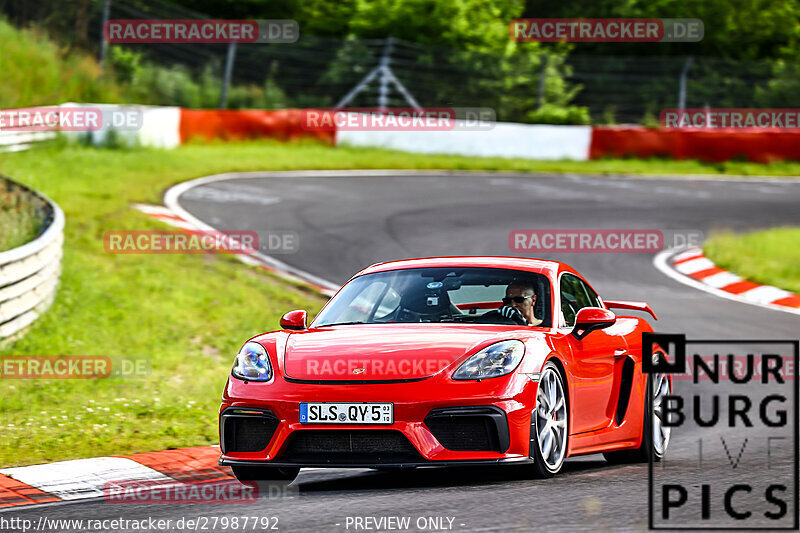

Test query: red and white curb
[133,203,338,296]
[654,246,800,315]
[0,200,338,510]
[0,446,230,509]
[133,203,198,231]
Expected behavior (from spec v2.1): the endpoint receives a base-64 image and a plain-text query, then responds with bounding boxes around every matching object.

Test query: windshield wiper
[320,321,369,326]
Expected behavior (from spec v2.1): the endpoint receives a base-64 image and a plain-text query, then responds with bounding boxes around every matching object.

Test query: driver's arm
[497,305,527,324]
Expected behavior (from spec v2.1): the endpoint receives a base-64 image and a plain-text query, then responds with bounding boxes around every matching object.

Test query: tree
[522,0,800,60]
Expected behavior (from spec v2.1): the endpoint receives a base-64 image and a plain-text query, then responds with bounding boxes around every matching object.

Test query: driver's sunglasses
[502,295,533,304]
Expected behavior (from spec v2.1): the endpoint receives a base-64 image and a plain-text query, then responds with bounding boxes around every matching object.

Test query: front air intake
[424,406,510,452]
[279,430,423,464]
[220,408,279,453]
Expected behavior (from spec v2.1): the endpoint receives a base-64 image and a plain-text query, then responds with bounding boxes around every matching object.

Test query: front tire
[604,363,671,464]
[526,362,569,478]
[231,465,300,483]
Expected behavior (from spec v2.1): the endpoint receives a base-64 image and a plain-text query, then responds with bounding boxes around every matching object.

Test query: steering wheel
[480,308,527,326]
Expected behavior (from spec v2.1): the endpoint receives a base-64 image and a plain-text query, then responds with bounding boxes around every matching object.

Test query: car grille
[279,430,424,464]
[424,406,509,452]
[220,409,279,453]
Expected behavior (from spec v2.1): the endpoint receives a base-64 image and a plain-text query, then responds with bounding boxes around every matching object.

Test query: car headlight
[452,340,525,380]
[231,342,272,381]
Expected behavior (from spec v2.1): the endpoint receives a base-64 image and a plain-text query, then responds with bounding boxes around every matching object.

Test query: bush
[0,19,120,107]
[525,104,591,125]
[108,46,288,109]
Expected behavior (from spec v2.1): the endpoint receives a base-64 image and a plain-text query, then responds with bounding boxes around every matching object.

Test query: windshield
[313,267,551,327]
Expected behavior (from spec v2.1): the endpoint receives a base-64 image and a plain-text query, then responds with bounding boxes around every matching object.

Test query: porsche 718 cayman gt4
[218,257,671,481]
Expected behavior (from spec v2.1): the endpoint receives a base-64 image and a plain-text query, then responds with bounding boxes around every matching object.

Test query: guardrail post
[678,56,694,112]
[378,37,395,111]
[537,54,549,108]
[99,0,112,71]
[220,42,238,109]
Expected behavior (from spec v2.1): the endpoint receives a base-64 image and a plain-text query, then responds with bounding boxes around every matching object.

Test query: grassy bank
[0,179,41,251]
[0,20,120,107]
[1,139,800,467]
[704,228,800,294]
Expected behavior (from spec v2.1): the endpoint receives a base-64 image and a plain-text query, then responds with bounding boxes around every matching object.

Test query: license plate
[299,402,393,424]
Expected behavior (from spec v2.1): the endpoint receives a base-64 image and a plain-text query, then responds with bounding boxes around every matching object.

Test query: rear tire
[604,361,671,464]
[231,465,300,483]
[525,362,569,478]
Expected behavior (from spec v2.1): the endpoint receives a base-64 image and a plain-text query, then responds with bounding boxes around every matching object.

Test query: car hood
[282,324,535,380]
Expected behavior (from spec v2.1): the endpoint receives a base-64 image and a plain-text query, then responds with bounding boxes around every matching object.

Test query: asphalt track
[7,172,800,532]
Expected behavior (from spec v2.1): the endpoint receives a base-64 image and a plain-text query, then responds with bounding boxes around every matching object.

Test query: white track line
[163,172,343,295]
[671,248,704,262]
[165,170,800,313]
[3,170,796,510]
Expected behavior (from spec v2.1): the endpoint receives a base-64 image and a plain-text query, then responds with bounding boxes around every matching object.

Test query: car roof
[355,256,575,279]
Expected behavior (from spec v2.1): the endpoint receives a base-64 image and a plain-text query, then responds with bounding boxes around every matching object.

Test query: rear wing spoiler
[603,300,658,320]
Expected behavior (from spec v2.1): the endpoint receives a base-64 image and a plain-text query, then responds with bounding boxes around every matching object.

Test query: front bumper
[219,457,534,469]
[218,370,536,467]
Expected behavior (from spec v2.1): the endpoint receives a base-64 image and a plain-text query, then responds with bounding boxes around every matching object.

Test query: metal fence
[2,0,799,124]
[564,55,800,124]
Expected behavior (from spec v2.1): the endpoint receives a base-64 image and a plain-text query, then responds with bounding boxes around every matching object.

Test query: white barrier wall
[137,106,182,148]
[336,118,593,161]
[1,105,595,159]
[0,179,64,341]
[0,131,58,153]
[0,104,181,152]
[60,103,181,149]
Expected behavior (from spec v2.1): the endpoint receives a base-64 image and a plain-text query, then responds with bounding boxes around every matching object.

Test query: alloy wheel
[535,366,568,471]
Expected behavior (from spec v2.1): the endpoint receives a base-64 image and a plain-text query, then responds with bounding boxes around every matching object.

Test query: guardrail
[0,177,64,341]
[0,131,57,153]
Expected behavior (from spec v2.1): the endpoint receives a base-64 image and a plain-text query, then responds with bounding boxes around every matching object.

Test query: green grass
[370,155,800,176]
[0,19,120,107]
[0,179,41,251]
[704,228,800,294]
[1,139,800,468]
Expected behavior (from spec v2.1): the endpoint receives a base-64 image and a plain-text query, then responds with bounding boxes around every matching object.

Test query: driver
[497,282,542,326]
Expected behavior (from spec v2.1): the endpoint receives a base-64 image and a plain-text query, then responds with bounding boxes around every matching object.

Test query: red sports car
[218,256,671,481]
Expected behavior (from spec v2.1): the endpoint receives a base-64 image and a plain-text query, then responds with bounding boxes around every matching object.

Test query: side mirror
[572,307,616,340]
[280,310,307,331]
